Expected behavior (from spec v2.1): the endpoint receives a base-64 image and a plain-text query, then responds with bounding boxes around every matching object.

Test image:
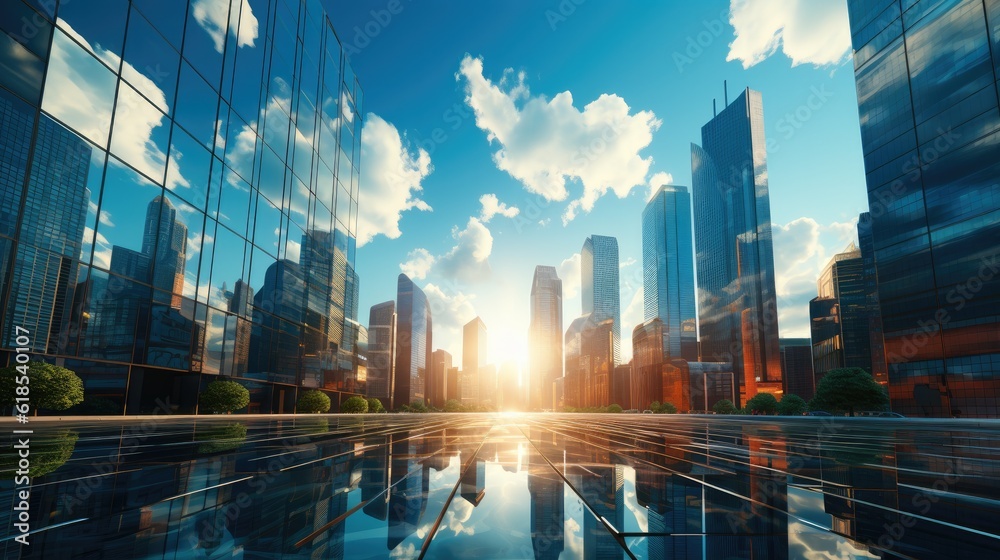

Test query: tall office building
[462,316,487,405]
[780,338,815,401]
[642,185,698,362]
[529,265,563,411]
[395,274,432,408]
[809,244,873,382]
[847,0,1000,417]
[857,212,888,386]
[429,349,452,409]
[691,87,782,403]
[0,0,366,414]
[632,318,691,412]
[582,235,621,365]
[367,301,397,406]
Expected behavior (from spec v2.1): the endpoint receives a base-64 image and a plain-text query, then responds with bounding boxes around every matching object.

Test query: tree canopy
[297,390,331,413]
[366,397,386,413]
[777,394,808,416]
[810,368,889,416]
[712,399,738,414]
[1,361,84,411]
[745,393,778,415]
[199,380,250,414]
[340,396,369,413]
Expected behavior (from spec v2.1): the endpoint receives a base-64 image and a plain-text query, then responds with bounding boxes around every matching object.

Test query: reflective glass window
[121,7,180,115]
[93,158,164,282]
[0,88,35,238]
[254,193,282,256]
[209,223,246,310]
[131,0,187,49]
[167,124,213,211]
[0,32,44,103]
[42,28,117,147]
[224,108,256,185]
[56,0,128,67]
[110,82,170,184]
[258,144,286,206]
[0,1,52,58]
[219,166,252,237]
[182,0,231,89]
[174,60,220,147]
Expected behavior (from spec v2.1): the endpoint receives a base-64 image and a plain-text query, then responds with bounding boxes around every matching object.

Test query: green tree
[340,396,369,413]
[199,380,250,414]
[0,429,78,479]
[777,394,808,416]
[746,393,778,415]
[810,367,889,416]
[648,401,660,412]
[367,397,386,413]
[712,399,737,414]
[1,361,84,412]
[607,404,623,413]
[297,390,331,413]
[444,399,464,412]
[408,401,428,413]
[658,402,678,414]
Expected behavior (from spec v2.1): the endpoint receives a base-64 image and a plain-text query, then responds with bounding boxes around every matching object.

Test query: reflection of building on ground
[528,454,565,560]
[578,464,625,560]
[388,433,429,550]
[636,466,704,560]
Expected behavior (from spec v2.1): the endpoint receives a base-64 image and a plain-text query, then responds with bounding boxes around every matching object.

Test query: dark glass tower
[367,301,396,406]
[642,185,698,362]
[395,274,431,408]
[847,0,1000,416]
[809,244,872,381]
[582,234,621,365]
[0,0,365,414]
[529,265,563,411]
[691,88,781,403]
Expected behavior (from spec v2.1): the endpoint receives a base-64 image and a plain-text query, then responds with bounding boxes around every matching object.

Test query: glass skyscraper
[367,300,396,406]
[810,244,872,381]
[642,185,698,362]
[691,87,782,403]
[462,316,487,405]
[395,273,431,408]
[0,0,364,414]
[847,0,1000,417]
[582,234,621,365]
[529,265,562,411]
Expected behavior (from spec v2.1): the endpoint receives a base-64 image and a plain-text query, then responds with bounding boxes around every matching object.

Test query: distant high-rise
[632,318,690,412]
[691,87,782,403]
[582,235,621,365]
[847,1,1000,417]
[462,317,487,405]
[780,338,815,401]
[395,274,431,408]
[529,265,563,411]
[642,185,698,362]
[809,244,871,382]
[429,349,453,409]
[367,301,396,407]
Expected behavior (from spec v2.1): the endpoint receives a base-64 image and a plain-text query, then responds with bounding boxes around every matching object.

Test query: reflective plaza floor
[2,414,999,559]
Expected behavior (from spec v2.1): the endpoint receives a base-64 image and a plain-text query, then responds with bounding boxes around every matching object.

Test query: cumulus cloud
[727,0,851,69]
[647,171,674,201]
[478,193,520,222]
[436,217,493,283]
[356,114,433,247]
[192,0,259,54]
[457,54,661,224]
[772,217,858,337]
[400,248,436,280]
[558,252,582,300]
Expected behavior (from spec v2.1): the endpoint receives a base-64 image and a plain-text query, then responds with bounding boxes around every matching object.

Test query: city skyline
[333,1,870,370]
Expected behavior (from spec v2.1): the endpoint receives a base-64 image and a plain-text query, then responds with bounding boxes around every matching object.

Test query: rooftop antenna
[724,80,728,106]
[713,98,717,117]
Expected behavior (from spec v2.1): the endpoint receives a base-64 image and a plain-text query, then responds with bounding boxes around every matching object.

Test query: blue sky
[329,0,868,370]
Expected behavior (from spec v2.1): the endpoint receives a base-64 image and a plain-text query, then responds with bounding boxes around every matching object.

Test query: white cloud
[423,282,478,357]
[356,114,433,247]
[647,171,674,201]
[619,257,637,269]
[436,217,493,283]
[400,248,436,280]
[478,193,520,222]
[192,0,259,54]
[727,0,851,69]
[772,216,858,337]
[457,54,661,224]
[558,252,581,300]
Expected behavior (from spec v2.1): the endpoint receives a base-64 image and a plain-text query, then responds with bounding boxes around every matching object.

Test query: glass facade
[366,300,396,405]
[810,243,874,384]
[780,338,816,401]
[0,0,365,413]
[848,0,1000,417]
[394,273,431,408]
[631,318,691,412]
[529,265,562,411]
[582,234,621,365]
[642,185,698,362]
[461,316,486,405]
[691,88,782,404]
